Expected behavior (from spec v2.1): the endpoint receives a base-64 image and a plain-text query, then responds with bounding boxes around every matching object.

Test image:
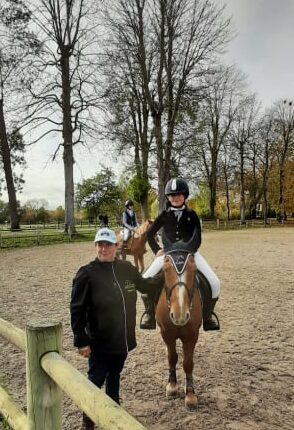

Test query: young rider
[121,200,138,259]
[140,178,220,332]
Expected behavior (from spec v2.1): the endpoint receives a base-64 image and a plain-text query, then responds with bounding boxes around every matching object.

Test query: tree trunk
[140,199,148,220]
[278,164,285,220]
[239,143,246,224]
[153,112,166,213]
[262,168,269,224]
[263,189,268,224]
[208,178,217,219]
[208,156,217,219]
[224,168,230,221]
[0,99,20,230]
[61,52,76,234]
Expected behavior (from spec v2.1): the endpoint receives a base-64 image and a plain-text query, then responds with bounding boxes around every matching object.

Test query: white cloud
[224,0,294,106]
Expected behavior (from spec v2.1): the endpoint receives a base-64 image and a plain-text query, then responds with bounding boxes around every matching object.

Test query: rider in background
[99,214,109,227]
[140,178,220,332]
[122,200,138,259]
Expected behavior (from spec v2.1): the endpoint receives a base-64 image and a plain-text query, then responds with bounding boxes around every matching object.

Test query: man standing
[70,227,160,429]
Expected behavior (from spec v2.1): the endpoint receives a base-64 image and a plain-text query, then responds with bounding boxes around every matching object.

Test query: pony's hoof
[184,393,198,411]
[166,383,178,398]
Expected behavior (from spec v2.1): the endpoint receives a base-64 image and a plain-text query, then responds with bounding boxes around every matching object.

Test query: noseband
[164,252,197,310]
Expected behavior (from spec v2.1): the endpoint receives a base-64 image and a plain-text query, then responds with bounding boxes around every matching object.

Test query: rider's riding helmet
[125,199,134,208]
[165,178,189,198]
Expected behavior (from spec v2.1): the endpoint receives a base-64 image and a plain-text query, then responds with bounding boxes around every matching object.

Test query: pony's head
[163,252,197,326]
[135,219,153,236]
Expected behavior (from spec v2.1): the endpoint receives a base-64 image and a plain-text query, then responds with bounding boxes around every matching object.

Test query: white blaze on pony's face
[175,271,189,324]
[164,256,196,326]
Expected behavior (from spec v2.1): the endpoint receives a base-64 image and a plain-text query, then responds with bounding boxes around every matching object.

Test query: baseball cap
[94,228,117,244]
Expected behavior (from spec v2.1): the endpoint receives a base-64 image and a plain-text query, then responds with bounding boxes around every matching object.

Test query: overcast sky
[5,0,294,209]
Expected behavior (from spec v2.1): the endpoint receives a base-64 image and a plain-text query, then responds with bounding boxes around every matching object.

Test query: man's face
[95,241,117,262]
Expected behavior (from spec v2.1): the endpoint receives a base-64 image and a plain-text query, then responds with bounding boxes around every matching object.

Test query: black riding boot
[81,413,94,430]
[203,298,220,331]
[140,295,156,330]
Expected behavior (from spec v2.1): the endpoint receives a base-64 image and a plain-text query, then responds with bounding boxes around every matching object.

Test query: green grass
[0,228,95,249]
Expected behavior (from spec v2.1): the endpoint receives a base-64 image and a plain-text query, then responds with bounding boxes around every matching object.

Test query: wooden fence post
[36,229,40,246]
[26,321,62,430]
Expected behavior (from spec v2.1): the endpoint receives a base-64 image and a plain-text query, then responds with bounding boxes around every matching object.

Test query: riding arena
[0,228,293,430]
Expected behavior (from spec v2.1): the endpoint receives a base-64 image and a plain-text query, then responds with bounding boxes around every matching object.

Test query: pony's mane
[136,219,152,235]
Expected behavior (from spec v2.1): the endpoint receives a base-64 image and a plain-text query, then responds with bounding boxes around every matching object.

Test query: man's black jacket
[70,258,161,353]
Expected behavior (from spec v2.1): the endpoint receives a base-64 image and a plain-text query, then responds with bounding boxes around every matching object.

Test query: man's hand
[78,346,91,358]
[156,249,164,256]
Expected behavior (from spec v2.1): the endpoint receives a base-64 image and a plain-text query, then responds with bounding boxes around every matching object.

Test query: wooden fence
[0,318,146,430]
[0,218,293,249]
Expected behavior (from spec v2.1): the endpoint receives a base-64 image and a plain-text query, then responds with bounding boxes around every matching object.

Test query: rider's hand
[78,346,91,358]
[156,249,164,256]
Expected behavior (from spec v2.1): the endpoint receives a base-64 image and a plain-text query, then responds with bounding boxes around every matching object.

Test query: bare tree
[197,65,245,218]
[99,2,154,218]
[27,0,102,233]
[101,0,232,211]
[218,138,237,220]
[270,99,294,220]
[0,0,38,229]
[230,95,259,223]
[257,112,275,223]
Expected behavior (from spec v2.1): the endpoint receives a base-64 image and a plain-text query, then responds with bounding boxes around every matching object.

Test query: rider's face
[167,193,185,207]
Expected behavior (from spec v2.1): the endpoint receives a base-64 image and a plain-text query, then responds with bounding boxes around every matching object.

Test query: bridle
[164,280,196,310]
[164,252,197,311]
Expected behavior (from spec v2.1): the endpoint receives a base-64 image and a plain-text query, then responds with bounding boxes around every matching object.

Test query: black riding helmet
[165,178,189,198]
[125,199,134,208]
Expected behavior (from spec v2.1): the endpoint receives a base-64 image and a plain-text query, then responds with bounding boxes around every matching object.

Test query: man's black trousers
[88,344,127,404]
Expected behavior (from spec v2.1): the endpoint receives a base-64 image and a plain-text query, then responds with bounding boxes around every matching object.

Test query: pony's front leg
[165,339,178,398]
[182,340,198,411]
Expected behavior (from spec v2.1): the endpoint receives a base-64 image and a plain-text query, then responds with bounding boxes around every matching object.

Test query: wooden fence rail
[0,318,146,430]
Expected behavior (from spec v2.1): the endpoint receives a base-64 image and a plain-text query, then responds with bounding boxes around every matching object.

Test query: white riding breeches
[143,251,221,299]
[123,228,131,242]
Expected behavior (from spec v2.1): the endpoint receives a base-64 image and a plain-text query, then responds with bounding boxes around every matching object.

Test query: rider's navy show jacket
[147,206,202,255]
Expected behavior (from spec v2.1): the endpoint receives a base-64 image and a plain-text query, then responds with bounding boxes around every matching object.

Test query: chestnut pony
[155,233,202,410]
[117,220,152,272]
